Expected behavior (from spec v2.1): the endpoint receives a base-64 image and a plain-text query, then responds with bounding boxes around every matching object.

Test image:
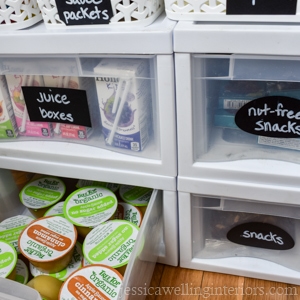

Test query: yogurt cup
[18,216,77,273]
[20,176,66,218]
[63,186,118,238]
[119,185,153,216]
[30,242,83,281]
[15,258,29,284]
[115,202,143,227]
[76,179,120,194]
[59,264,123,300]
[0,239,18,280]
[83,220,139,274]
[44,202,64,217]
[0,215,35,254]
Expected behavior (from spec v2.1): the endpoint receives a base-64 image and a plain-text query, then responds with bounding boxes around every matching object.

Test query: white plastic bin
[179,191,300,284]
[174,21,300,202]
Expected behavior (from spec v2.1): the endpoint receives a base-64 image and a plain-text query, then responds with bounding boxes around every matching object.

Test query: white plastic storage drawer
[176,53,300,200]
[179,192,300,284]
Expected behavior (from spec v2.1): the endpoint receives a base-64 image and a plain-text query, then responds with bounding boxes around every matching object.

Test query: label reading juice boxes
[64,187,118,228]
[59,265,123,300]
[94,58,152,152]
[0,76,18,138]
[83,220,139,268]
[0,215,34,254]
[0,240,17,278]
[20,176,66,210]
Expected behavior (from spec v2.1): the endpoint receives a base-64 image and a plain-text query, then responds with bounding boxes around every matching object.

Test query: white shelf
[0,13,176,55]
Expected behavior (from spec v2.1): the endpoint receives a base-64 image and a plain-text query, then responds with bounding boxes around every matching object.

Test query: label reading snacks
[20,176,66,209]
[64,187,118,227]
[59,265,123,300]
[0,240,17,278]
[235,96,300,138]
[227,222,295,250]
[83,220,139,268]
[19,216,77,262]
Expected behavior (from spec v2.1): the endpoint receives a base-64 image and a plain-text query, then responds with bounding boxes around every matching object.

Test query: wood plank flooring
[146,264,300,300]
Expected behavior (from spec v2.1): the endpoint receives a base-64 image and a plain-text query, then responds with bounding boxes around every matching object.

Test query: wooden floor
[146,264,300,300]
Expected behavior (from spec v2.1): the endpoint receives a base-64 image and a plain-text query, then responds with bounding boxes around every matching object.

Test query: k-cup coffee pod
[30,242,83,281]
[0,215,34,254]
[19,216,77,273]
[44,202,64,217]
[115,202,143,227]
[20,176,66,218]
[63,186,118,238]
[119,185,152,216]
[0,239,18,280]
[15,258,29,284]
[59,264,123,300]
[83,220,139,275]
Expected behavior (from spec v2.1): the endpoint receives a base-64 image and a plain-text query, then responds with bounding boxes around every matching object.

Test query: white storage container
[174,21,300,202]
[179,191,300,284]
[0,14,178,299]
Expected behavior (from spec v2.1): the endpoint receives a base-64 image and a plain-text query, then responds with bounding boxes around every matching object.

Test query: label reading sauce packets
[0,215,34,254]
[0,240,17,278]
[119,185,152,206]
[235,96,300,138]
[63,187,118,227]
[30,242,83,281]
[83,220,139,268]
[59,265,123,300]
[19,216,76,262]
[20,176,66,209]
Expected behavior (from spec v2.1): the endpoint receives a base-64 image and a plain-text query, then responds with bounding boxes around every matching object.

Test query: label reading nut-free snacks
[83,220,139,268]
[30,242,83,281]
[20,177,66,209]
[0,240,17,278]
[119,185,152,206]
[19,216,76,262]
[15,259,29,284]
[64,187,118,227]
[0,215,34,253]
[59,265,122,300]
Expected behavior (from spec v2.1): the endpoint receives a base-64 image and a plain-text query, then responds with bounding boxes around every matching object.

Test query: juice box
[5,74,53,138]
[94,58,152,152]
[0,76,18,138]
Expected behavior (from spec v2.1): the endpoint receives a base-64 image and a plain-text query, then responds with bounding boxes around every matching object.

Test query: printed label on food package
[76,179,120,193]
[83,220,139,268]
[0,76,18,138]
[0,240,17,278]
[0,215,34,253]
[30,242,83,281]
[223,99,251,110]
[119,185,152,206]
[115,203,142,227]
[44,202,64,217]
[94,59,151,152]
[19,216,76,262]
[20,176,66,209]
[5,74,53,138]
[15,259,29,284]
[258,136,300,151]
[59,265,123,300]
[64,187,118,227]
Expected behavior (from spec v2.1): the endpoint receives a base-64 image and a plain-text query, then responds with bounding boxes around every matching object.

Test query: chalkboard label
[56,0,113,26]
[22,87,92,127]
[235,96,300,138]
[227,222,294,250]
[226,0,297,15]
